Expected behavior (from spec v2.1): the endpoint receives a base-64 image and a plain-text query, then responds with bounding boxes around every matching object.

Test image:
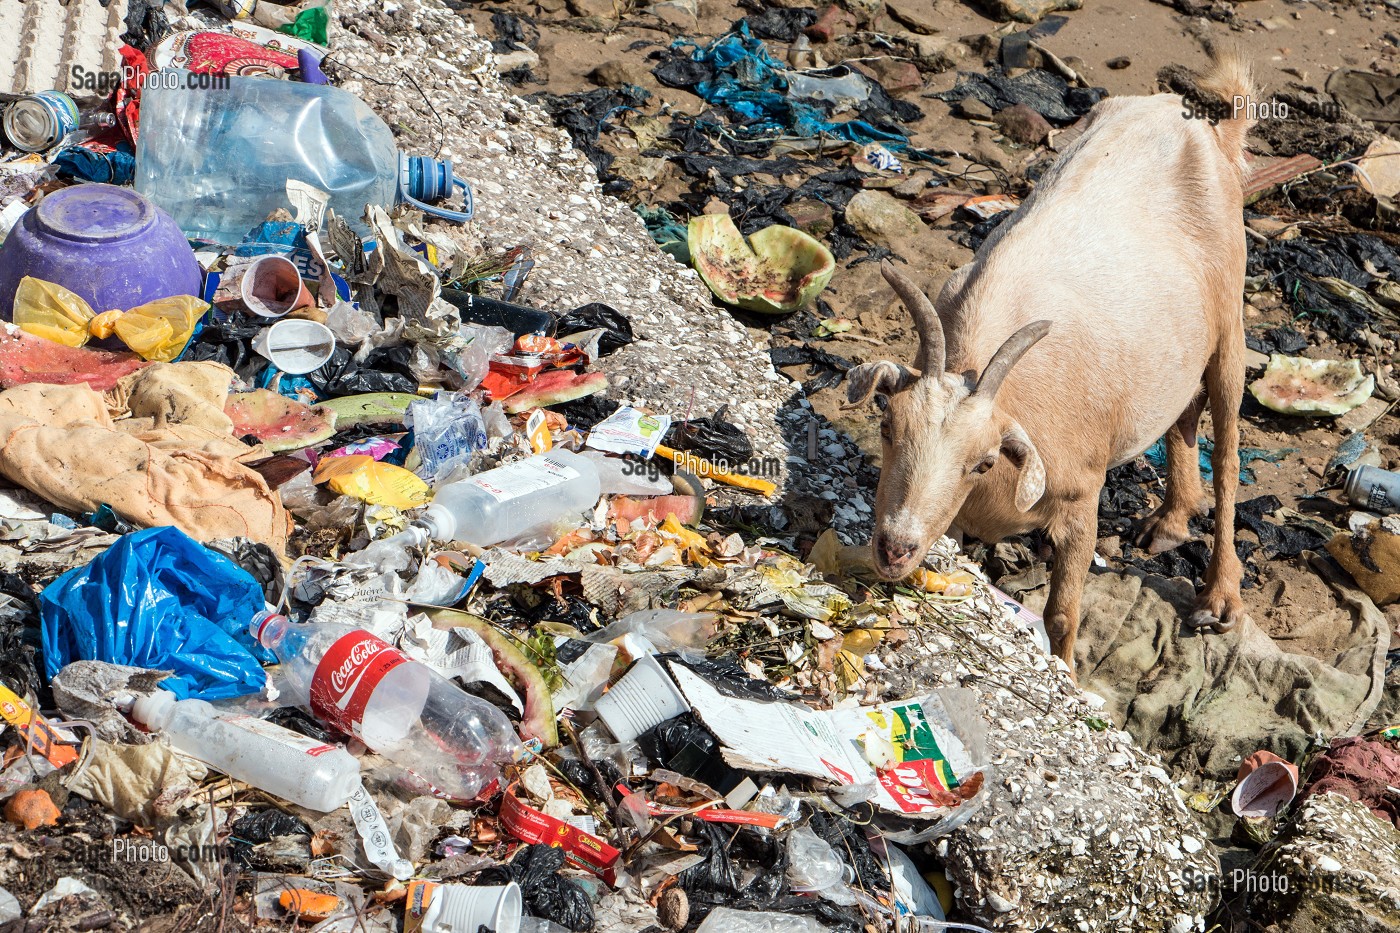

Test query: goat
[846,52,1255,675]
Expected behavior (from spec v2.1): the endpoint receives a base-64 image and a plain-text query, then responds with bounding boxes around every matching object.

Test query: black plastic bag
[307,346,417,397]
[554,302,634,355]
[1235,495,1328,559]
[556,756,624,803]
[935,67,1106,124]
[230,808,310,871]
[738,3,817,42]
[664,408,754,464]
[668,655,797,703]
[479,845,595,932]
[552,395,621,432]
[637,713,745,794]
[183,319,266,383]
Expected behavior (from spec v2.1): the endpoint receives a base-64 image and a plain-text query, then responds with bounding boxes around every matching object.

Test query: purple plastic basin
[0,184,202,322]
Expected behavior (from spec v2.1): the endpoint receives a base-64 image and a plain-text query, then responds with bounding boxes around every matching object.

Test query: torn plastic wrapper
[499,780,622,884]
[669,666,991,831]
[347,782,414,880]
[586,406,672,459]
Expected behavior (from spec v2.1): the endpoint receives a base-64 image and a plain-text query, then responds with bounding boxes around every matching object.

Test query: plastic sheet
[39,526,272,700]
[654,25,920,149]
[553,303,634,356]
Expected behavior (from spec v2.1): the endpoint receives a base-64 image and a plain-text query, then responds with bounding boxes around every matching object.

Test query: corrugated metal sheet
[0,0,129,97]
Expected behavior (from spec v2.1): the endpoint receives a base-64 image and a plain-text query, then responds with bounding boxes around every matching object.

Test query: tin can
[2,91,80,152]
[1344,465,1399,515]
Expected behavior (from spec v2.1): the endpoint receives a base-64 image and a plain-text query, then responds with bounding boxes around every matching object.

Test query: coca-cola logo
[329,638,382,694]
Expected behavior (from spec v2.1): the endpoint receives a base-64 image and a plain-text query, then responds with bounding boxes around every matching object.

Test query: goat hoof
[1188,595,1248,634]
[1137,511,1193,555]
[1186,610,1217,630]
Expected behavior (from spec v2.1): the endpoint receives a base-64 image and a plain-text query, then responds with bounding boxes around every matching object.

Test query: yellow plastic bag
[313,454,431,508]
[12,276,206,363]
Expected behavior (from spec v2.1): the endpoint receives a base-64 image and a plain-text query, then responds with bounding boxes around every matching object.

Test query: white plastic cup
[254,319,336,374]
[421,882,522,933]
[594,653,690,743]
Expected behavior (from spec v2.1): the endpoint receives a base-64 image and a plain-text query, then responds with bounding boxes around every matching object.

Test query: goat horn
[880,261,945,375]
[974,320,1052,400]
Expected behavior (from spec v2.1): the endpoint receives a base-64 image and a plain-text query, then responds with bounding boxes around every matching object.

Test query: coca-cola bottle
[251,614,520,801]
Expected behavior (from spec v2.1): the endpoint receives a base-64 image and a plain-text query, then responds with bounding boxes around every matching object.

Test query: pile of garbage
[0,1,1398,933]
[0,3,1223,933]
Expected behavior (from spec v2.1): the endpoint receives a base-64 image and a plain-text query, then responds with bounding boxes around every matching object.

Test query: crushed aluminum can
[1344,465,1399,516]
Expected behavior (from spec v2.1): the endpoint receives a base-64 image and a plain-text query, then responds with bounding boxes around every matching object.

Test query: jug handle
[403,178,474,223]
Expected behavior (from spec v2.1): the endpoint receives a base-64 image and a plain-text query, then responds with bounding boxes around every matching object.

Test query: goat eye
[972,457,996,475]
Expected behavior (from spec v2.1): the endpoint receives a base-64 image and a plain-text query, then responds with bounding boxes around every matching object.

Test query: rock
[902,33,969,71]
[648,0,698,29]
[495,48,540,73]
[4,787,61,830]
[978,0,1084,24]
[854,57,924,94]
[1336,396,1393,434]
[1247,792,1400,931]
[1107,55,1131,70]
[1243,347,1271,370]
[994,103,1053,145]
[844,190,925,248]
[806,4,855,43]
[1246,216,1294,238]
[588,60,647,88]
[1328,516,1400,606]
[785,198,835,238]
[1358,136,1400,199]
[956,97,996,120]
[886,0,941,34]
[567,0,616,17]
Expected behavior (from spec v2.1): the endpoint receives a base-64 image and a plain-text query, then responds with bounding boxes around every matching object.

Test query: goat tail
[1196,45,1256,166]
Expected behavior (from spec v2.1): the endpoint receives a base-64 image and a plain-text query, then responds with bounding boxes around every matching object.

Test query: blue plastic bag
[40,527,273,700]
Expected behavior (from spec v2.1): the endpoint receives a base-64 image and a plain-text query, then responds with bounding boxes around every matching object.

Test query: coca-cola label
[310,630,408,737]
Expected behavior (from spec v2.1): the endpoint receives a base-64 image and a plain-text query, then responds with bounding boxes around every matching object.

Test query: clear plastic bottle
[129,690,360,812]
[251,615,520,801]
[134,76,471,244]
[411,449,601,547]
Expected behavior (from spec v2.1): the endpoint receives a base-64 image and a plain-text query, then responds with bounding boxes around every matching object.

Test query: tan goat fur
[847,51,1256,675]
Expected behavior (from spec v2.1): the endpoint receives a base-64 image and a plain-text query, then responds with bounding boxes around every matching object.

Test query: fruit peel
[315,392,421,428]
[1248,354,1374,416]
[225,389,338,452]
[689,213,835,314]
[502,370,608,414]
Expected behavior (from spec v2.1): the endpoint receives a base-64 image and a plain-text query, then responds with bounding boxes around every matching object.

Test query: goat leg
[1137,389,1209,555]
[1044,493,1099,682]
[1191,334,1249,634]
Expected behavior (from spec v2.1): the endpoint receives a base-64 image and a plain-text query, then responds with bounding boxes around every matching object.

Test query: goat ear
[1000,422,1046,511]
[843,361,918,409]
